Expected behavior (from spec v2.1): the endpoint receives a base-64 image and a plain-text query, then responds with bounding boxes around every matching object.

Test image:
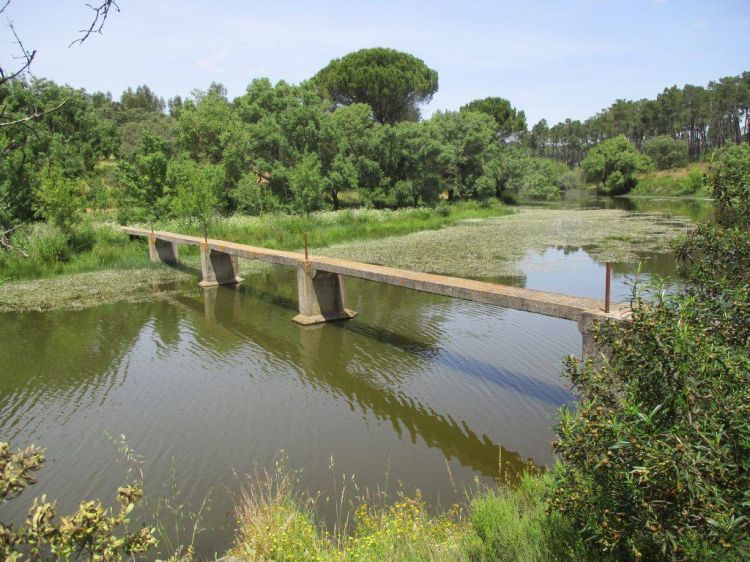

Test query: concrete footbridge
[123,226,630,358]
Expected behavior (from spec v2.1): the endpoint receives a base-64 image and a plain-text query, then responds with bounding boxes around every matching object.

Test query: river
[0,196,713,557]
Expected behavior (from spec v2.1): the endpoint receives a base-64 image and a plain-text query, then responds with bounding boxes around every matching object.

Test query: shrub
[510,171,560,201]
[33,166,82,234]
[0,441,156,560]
[642,136,689,170]
[706,143,750,231]
[231,173,281,215]
[552,279,750,561]
[551,145,750,560]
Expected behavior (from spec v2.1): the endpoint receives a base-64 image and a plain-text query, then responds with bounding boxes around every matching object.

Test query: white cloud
[195,48,231,74]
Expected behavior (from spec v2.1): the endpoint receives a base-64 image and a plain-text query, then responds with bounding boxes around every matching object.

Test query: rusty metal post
[304,232,309,261]
[604,262,612,313]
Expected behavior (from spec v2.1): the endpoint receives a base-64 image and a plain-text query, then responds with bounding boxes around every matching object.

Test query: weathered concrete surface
[148,232,180,265]
[293,263,357,325]
[124,226,629,326]
[199,242,243,287]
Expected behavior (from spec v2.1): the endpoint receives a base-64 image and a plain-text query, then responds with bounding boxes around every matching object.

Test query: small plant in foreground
[0,441,156,560]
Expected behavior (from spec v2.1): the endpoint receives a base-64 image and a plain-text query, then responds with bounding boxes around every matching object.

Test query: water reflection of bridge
[124,227,630,358]
[178,284,538,479]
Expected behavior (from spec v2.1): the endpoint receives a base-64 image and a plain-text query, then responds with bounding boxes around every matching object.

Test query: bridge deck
[123,226,627,322]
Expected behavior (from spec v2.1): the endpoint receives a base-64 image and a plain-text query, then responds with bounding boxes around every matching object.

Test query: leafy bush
[510,171,559,201]
[33,166,82,234]
[0,441,156,560]
[231,173,281,215]
[552,279,750,561]
[551,145,750,561]
[707,143,750,231]
[642,136,689,170]
[581,135,652,195]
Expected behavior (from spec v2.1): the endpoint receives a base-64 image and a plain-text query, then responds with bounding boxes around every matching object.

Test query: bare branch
[69,0,120,47]
[0,20,36,85]
[0,99,67,127]
[0,1,10,16]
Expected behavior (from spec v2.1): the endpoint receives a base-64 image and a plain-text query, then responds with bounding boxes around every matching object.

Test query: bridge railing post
[293,263,356,325]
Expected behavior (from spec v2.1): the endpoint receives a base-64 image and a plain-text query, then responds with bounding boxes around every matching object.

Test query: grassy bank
[0,202,511,283]
[0,205,691,312]
[227,467,590,562]
[632,162,710,197]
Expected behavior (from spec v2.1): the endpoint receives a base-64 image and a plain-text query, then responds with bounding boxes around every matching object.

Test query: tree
[33,166,81,234]
[176,88,237,164]
[427,111,497,200]
[315,48,438,125]
[288,153,325,215]
[0,0,120,157]
[642,135,689,170]
[581,135,652,194]
[116,132,170,224]
[460,97,527,138]
[119,85,165,115]
[169,158,223,240]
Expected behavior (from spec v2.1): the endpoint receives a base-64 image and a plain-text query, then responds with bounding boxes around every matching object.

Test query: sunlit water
[0,197,712,557]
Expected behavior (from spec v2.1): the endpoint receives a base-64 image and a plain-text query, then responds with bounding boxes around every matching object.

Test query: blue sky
[3,0,748,124]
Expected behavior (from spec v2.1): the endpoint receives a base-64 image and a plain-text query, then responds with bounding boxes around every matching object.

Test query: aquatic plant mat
[319,208,692,279]
[0,208,692,312]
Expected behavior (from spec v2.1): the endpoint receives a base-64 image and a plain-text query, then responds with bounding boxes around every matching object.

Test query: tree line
[1,47,749,235]
[528,72,750,165]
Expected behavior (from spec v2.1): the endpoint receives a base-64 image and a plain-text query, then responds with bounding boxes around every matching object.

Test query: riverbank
[0,205,693,312]
[631,162,710,197]
[226,468,589,561]
[0,202,510,282]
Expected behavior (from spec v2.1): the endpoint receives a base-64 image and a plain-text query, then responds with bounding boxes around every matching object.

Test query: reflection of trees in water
[173,281,532,479]
[0,304,155,437]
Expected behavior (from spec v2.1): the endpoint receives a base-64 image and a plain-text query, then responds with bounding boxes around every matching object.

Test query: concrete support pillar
[199,242,243,287]
[578,312,605,361]
[292,263,356,325]
[148,233,179,265]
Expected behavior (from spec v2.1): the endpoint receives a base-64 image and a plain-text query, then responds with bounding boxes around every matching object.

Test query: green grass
[463,473,593,562]
[227,466,591,562]
[632,162,710,197]
[153,201,511,253]
[0,202,511,284]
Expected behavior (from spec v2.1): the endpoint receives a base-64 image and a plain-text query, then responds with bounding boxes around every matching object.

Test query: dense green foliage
[1,51,749,283]
[642,135,689,170]
[314,48,439,124]
[0,442,156,560]
[580,135,652,194]
[551,146,750,561]
[460,97,527,138]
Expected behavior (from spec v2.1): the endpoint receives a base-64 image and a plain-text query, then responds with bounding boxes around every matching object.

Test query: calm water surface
[0,198,712,557]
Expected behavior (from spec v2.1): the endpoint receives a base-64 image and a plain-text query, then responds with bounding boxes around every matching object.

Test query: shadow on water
[174,284,537,479]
